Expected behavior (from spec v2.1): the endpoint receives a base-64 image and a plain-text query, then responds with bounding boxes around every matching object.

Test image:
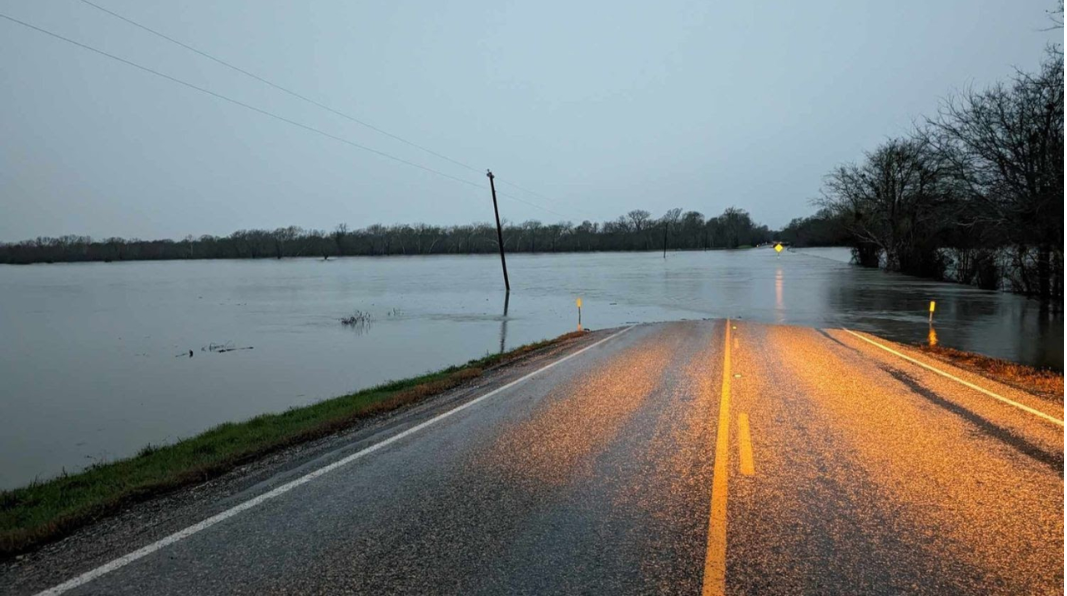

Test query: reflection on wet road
[17,321,1064,595]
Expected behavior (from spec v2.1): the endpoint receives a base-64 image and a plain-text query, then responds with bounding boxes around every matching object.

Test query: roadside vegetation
[918,344,1064,402]
[0,330,586,558]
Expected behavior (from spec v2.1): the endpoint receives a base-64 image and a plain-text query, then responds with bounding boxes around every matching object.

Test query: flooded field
[0,247,1061,488]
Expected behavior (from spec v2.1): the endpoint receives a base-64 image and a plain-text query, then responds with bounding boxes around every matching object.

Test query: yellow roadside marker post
[928,300,938,345]
[576,298,582,331]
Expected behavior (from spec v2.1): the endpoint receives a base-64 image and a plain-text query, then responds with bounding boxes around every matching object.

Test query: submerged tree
[820,136,959,277]
[929,51,1064,299]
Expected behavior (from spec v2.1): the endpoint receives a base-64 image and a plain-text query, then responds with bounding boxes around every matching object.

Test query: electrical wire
[80,0,483,176]
[78,0,583,218]
[0,11,569,219]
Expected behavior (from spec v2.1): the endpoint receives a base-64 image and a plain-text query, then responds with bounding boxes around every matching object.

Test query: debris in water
[201,342,253,354]
[341,310,372,335]
[341,311,372,326]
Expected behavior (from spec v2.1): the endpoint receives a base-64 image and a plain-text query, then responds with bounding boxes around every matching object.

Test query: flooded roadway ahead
[6,320,1063,595]
[2,248,1062,490]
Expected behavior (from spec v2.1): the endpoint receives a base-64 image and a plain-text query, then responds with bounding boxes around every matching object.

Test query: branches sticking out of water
[341,311,371,326]
[341,311,372,335]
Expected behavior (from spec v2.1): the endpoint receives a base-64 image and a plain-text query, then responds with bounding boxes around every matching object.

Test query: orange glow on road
[703,321,733,596]
[842,329,1064,427]
[738,413,755,476]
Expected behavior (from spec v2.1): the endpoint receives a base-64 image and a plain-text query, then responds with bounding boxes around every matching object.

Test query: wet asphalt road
[11,320,1065,595]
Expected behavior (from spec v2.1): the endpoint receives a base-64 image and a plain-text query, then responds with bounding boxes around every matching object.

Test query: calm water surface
[0,248,1061,488]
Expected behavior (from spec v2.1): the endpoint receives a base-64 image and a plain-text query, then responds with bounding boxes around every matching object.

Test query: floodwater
[0,247,1061,489]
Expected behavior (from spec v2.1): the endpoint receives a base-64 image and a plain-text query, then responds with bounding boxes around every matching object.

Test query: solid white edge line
[841,328,1064,427]
[36,325,636,596]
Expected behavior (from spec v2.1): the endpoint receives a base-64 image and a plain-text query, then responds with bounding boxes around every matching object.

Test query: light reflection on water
[0,247,1061,487]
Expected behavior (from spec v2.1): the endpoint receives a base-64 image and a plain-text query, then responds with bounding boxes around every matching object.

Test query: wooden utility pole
[662,220,669,258]
[486,170,510,292]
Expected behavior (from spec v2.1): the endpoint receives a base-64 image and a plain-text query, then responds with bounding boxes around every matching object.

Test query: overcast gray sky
[0,1,1059,241]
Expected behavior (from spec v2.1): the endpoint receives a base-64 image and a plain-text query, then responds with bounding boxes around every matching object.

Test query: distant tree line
[818,46,1063,302]
[777,208,852,248]
[0,206,778,265]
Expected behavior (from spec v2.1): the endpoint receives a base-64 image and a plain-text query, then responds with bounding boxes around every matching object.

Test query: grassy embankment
[917,344,1064,402]
[0,330,586,558]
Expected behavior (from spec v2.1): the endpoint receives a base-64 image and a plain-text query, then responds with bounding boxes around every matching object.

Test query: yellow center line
[702,320,732,596]
[841,328,1064,427]
[738,413,755,476]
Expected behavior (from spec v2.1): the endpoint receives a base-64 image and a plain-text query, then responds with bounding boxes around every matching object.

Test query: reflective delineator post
[577,297,582,330]
[929,300,936,324]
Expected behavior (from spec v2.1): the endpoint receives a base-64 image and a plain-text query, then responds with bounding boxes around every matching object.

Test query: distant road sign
[774,243,784,253]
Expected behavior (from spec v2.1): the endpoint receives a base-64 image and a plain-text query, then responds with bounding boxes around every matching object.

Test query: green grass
[0,331,585,557]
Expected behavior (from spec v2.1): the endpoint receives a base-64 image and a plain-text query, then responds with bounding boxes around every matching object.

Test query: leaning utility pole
[486,170,511,292]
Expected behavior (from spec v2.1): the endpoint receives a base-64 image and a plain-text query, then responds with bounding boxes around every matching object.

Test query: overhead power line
[0,11,568,219]
[497,179,594,218]
[78,0,588,218]
[80,0,481,175]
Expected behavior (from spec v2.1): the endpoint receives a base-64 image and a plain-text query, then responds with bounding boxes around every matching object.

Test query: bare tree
[626,210,652,231]
[332,223,348,256]
[820,137,957,276]
[929,53,1064,298]
[660,207,684,252]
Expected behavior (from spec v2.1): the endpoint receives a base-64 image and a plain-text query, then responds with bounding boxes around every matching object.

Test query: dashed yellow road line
[841,328,1064,427]
[738,413,755,476]
[702,320,733,596]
